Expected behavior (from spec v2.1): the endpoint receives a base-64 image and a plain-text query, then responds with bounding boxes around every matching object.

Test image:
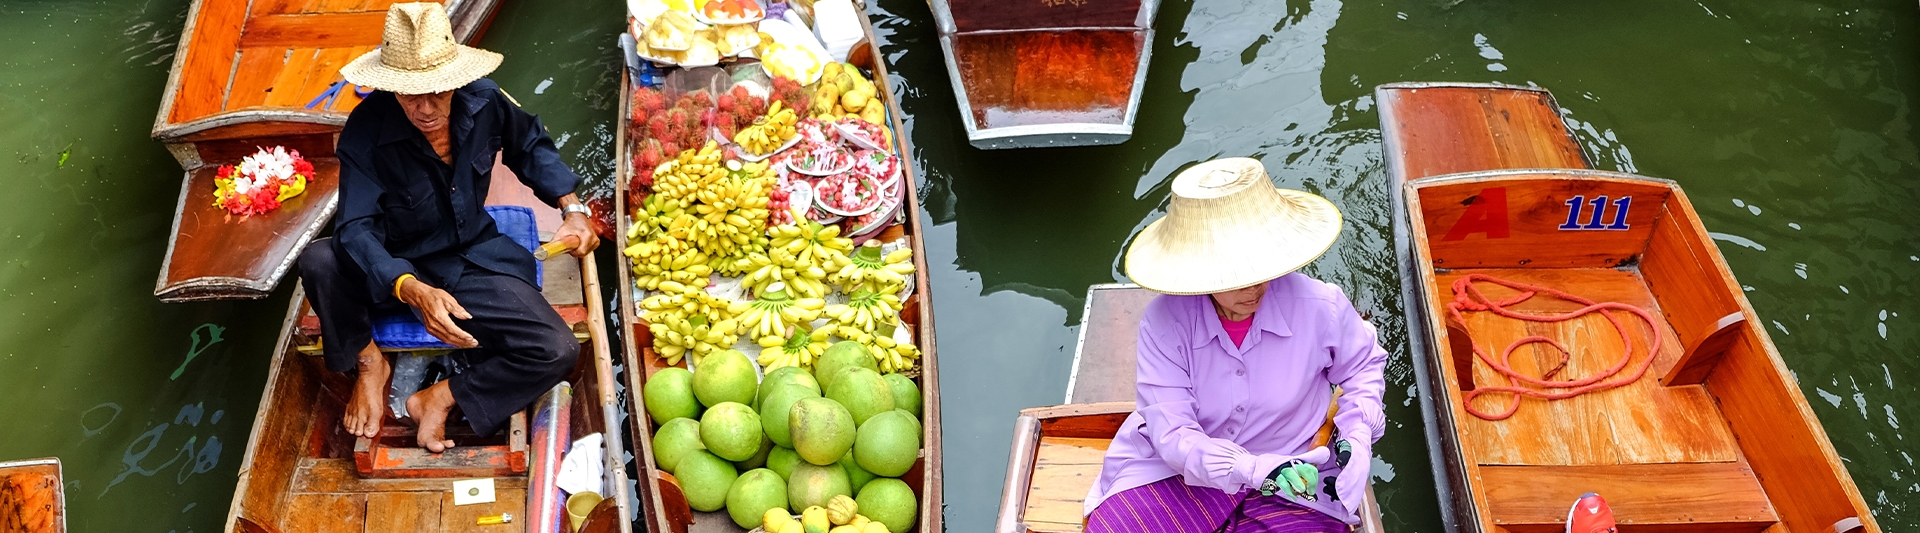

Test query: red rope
[1446,274,1663,421]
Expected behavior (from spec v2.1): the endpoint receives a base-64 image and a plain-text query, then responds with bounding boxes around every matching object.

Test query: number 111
[1559,195,1632,230]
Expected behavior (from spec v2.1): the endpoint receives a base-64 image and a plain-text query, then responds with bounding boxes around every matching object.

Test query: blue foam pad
[372,205,542,350]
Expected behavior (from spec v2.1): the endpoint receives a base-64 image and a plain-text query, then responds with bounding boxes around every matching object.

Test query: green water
[0,0,1915,531]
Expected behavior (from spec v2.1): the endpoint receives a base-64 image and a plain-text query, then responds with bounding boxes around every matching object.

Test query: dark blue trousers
[297,237,578,436]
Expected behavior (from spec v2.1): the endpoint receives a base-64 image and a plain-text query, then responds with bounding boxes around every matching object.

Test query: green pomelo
[643,367,701,424]
[789,397,856,465]
[813,341,876,392]
[786,461,851,513]
[761,385,821,448]
[692,349,759,407]
[882,373,922,419]
[839,450,875,493]
[894,408,923,437]
[825,368,894,426]
[757,366,820,409]
[676,450,739,512]
[652,417,704,474]
[700,402,764,462]
[767,446,802,480]
[856,478,917,533]
[726,468,789,529]
[734,433,775,470]
[853,410,920,477]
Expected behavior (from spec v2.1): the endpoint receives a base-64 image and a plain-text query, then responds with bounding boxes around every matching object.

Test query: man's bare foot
[405,380,458,453]
[344,343,389,438]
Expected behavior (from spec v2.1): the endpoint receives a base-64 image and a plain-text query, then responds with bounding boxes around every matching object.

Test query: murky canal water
[0,0,1913,531]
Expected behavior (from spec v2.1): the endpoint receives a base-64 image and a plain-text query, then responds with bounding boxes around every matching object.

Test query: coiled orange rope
[1446,274,1663,421]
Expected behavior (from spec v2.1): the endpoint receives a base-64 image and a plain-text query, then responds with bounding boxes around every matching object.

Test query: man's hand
[553,194,600,258]
[397,277,479,348]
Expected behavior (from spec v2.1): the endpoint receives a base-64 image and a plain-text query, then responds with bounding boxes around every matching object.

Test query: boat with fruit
[925,0,1159,149]
[149,0,502,302]
[1375,82,1879,533]
[994,284,1385,533]
[615,1,941,532]
[220,167,633,533]
[0,458,64,533]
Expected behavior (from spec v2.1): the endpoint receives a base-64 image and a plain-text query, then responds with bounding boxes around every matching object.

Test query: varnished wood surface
[221,169,632,533]
[937,0,1145,33]
[0,459,63,533]
[1480,462,1776,532]
[949,30,1142,130]
[614,14,944,533]
[1411,174,1669,269]
[157,158,340,302]
[1375,83,1591,181]
[1066,285,1157,404]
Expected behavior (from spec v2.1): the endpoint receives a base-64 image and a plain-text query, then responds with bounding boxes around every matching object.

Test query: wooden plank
[225,47,293,111]
[949,30,1140,130]
[168,1,250,124]
[261,48,323,108]
[239,13,387,51]
[1069,287,1158,404]
[158,156,340,301]
[364,492,442,533]
[291,458,531,494]
[1642,205,1744,365]
[251,0,310,17]
[1020,438,1107,533]
[438,488,525,531]
[1413,173,1669,269]
[1664,312,1746,386]
[1375,85,1591,181]
[940,0,1145,33]
[1480,463,1775,531]
[235,304,323,524]
[1708,329,1871,533]
[281,493,366,533]
[1437,268,1740,466]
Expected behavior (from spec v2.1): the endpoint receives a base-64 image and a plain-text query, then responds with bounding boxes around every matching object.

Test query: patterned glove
[1330,438,1371,515]
[1261,459,1319,502]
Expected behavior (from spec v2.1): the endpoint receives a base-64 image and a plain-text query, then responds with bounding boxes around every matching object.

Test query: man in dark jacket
[298,2,600,452]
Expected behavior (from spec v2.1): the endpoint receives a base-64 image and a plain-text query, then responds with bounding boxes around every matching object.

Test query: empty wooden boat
[0,458,64,533]
[995,284,1386,533]
[222,166,632,533]
[927,0,1157,149]
[1375,82,1878,533]
[614,12,943,533]
[150,0,502,302]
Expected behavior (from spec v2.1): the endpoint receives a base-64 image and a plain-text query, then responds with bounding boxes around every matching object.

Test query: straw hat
[339,3,502,95]
[1124,158,1343,295]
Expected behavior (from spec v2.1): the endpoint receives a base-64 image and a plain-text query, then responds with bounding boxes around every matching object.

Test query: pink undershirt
[1222,313,1254,347]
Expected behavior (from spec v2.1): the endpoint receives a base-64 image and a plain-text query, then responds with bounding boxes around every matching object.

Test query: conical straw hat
[340,2,502,95]
[1124,158,1343,295]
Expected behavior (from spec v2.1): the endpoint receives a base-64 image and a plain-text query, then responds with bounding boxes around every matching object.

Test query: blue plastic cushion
[371,205,543,350]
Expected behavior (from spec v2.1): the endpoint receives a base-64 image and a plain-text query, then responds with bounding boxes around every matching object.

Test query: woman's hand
[398,277,479,348]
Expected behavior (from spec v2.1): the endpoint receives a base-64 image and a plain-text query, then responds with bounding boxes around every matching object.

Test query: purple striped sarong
[1084,476,1348,533]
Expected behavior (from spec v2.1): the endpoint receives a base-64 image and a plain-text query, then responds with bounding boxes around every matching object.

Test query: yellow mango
[802,506,831,533]
[841,90,869,113]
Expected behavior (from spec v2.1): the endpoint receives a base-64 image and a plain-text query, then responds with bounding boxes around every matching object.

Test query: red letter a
[1442,187,1510,241]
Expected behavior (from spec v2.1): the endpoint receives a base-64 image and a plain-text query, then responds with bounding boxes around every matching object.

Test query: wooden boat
[0,458,64,533]
[150,0,503,302]
[1375,82,1879,533]
[613,13,944,533]
[926,0,1158,149]
[221,166,633,533]
[996,284,1386,533]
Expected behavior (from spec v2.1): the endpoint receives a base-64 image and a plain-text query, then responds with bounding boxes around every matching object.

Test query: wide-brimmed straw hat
[1124,158,1343,295]
[340,2,502,95]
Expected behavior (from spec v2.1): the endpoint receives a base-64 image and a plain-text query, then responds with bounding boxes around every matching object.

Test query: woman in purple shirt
[1085,158,1389,532]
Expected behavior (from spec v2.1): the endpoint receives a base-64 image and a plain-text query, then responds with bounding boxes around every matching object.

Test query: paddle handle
[533,236,581,261]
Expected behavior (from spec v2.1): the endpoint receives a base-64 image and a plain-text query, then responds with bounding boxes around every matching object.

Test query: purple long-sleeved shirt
[1083,273,1390,524]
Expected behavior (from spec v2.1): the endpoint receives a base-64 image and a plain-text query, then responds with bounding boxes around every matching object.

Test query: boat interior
[1378,83,1876,533]
[930,0,1154,148]
[0,458,63,533]
[225,170,626,533]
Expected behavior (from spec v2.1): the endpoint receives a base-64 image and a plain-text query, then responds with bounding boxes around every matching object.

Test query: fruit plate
[733,133,803,162]
[846,176,904,242]
[785,146,855,176]
[812,172,883,217]
[692,0,766,25]
[832,120,889,152]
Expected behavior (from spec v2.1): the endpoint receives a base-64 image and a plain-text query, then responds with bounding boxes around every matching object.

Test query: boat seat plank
[1480,462,1776,532]
[291,458,531,494]
[949,31,1142,130]
[160,159,340,301]
[226,46,295,111]
[281,493,367,533]
[1019,437,1108,533]
[1436,268,1741,466]
[1068,286,1158,404]
[1376,86,1591,181]
[239,12,388,49]
[365,492,442,533]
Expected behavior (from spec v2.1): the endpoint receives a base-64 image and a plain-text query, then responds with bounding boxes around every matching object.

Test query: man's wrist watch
[562,203,592,218]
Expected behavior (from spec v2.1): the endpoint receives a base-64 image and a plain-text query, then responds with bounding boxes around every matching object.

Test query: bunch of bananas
[868,330,922,373]
[641,281,741,366]
[726,282,826,341]
[732,101,800,155]
[690,160,775,275]
[823,289,902,333]
[626,143,776,288]
[829,241,915,295]
[756,325,831,371]
[624,195,713,291]
[749,221,853,297]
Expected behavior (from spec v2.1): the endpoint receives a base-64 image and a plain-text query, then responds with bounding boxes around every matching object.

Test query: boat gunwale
[154,111,349,145]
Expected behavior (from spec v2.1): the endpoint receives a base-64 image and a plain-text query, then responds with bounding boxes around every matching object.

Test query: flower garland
[212,146,315,216]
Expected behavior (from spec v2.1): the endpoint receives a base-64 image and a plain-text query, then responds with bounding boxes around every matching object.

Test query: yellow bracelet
[393,273,416,299]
